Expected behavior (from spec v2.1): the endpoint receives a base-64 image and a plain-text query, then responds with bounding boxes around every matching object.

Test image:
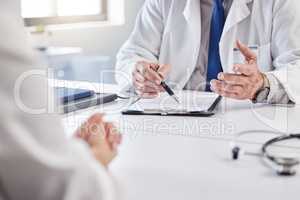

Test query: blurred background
[22,0,144,84]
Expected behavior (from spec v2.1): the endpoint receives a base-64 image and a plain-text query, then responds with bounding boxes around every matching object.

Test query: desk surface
[62,87,300,200]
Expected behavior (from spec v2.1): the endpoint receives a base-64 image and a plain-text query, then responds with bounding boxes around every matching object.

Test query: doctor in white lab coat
[116,0,300,103]
[0,1,121,200]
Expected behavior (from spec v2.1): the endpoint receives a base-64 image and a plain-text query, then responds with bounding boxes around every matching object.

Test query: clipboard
[122,95,222,117]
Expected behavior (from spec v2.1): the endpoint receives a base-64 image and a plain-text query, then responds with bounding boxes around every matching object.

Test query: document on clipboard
[122,91,222,117]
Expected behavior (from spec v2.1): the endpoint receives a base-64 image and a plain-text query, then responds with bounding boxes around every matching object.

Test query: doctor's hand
[211,41,264,100]
[133,61,171,98]
[75,114,122,167]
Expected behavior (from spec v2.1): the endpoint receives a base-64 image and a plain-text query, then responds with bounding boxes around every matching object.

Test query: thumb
[236,40,257,62]
[157,64,171,79]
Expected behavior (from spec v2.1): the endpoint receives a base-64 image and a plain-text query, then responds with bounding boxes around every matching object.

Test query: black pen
[150,65,180,104]
[160,81,180,104]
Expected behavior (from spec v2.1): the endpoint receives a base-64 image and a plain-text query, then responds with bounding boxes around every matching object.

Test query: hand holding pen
[132,61,180,103]
[132,61,171,98]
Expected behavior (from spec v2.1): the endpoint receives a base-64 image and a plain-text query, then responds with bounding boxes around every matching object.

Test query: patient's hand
[132,61,171,98]
[75,114,122,167]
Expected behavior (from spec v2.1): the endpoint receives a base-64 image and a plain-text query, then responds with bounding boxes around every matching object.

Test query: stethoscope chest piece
[230,131,300,177]
[277,166,296,176]
[271,157,300,176]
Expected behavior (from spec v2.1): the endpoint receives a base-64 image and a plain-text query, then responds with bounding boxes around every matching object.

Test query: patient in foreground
[0,0,121,199]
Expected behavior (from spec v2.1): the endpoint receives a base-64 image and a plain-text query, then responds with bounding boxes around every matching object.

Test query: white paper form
[128,91,219,112]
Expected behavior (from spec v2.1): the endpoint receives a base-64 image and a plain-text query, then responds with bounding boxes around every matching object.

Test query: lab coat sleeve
[115,0,165,88]
[0,60,116,200]
[265,74,291,104]
[0,1,116,199]
[267,0,300,103]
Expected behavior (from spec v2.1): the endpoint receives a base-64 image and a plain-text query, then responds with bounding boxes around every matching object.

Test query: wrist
[258,73,266,90]
[252,73,271,103]
[91,146,110,168]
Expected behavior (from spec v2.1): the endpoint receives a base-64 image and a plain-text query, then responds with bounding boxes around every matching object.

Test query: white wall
[34,0,144,64]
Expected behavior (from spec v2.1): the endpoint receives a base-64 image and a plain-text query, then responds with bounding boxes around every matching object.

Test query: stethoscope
[230,130,300,176]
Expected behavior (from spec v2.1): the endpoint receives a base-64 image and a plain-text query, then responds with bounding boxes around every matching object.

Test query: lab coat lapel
[181,0,201,87]
[183,0,200,27]
[182,0,201,52]
[219,0,253,72]
[222,0,252,35]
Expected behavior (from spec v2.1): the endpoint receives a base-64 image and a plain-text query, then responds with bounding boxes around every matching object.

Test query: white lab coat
[116,0,300,103]
[0,1,115,200]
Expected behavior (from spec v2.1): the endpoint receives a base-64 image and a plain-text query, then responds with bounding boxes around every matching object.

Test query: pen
[129,96,142,106]
[206,95,222,112]
[160,81,180,104]
[150,65,180,104]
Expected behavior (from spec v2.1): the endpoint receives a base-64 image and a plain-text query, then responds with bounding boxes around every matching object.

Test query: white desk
[62,87,300,200]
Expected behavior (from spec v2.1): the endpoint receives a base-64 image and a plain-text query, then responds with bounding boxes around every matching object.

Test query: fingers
[135,62,170,84]
[75,113,122,167]
[134,79,163,93]
[82,115,122,150]
[75,115,107,147]
[136,61,148,74]
[157,64,171,79]
[236,40,257,62]
[87,114,105,139]
[136,62,162,84]
[134,62,161,85]
[133,78,157,92]
[87,113,104,125]
[133,70,145,83]
[133,69,162,95]
[212,80,243,93]
[214,73,252,100]
[149,63,160,71]
[233,63,256,76]
[75,113,104,140]
[211,80,246,100]
[133,61,170,97]
[136,90,159,98]
[217,72,249,86]
[144,66,162,85]
[144,80,163,91]
[105,123,122,151]
[211,80,237,98]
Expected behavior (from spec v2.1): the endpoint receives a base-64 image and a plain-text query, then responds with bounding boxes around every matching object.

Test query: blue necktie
[205,0,225,91]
